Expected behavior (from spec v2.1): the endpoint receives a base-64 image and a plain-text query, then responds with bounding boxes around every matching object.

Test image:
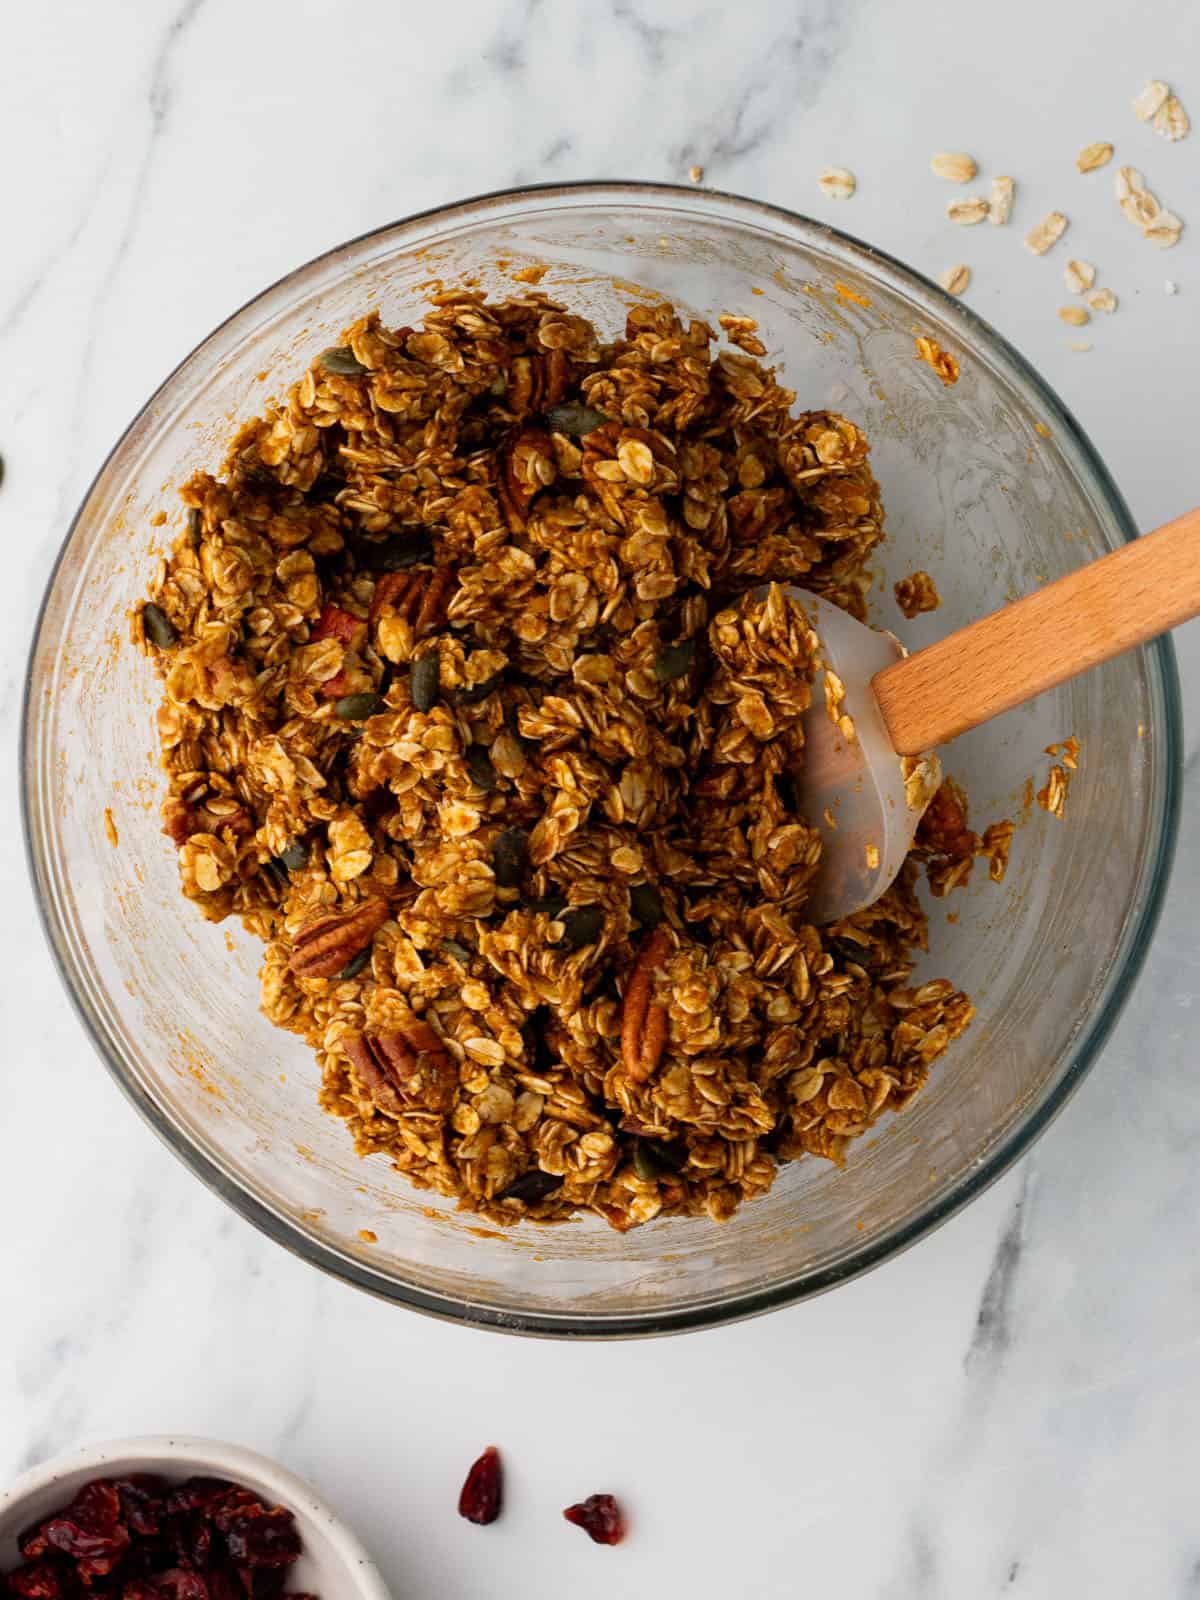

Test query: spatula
[794,507,1200,923]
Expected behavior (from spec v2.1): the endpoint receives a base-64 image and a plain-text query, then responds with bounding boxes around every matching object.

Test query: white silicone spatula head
[789,590,940,925]
[787,505,1200,924]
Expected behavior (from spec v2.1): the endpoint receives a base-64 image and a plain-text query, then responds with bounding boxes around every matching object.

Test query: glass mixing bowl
[22,183,1180,1336]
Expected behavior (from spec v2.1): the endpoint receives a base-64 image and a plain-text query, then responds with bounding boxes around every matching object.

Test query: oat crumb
[358,1229,378,1243]
[1133,80,1170,122]
[818,167,856,199]
[989,176,1015,225]
[939,264,971,296]
[1064,258,1096,294]
[947,196,990,226]
[510,263,548,284]
[894,570,942,617]
[1058,305,1090,326]
[931,152,978,183]
[104,807,119,847]
[688,164,704,184]
[1025,212,1068,255]
[1076,141,1114,173]
[915,335,959,385]
[1037,764,1071,819]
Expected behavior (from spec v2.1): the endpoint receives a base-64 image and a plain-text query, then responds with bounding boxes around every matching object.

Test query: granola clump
[136,293,974,1229]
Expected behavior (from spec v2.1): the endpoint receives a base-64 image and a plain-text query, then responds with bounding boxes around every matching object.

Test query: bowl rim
[21,179,1182,1338]
[0,1434,391,1600]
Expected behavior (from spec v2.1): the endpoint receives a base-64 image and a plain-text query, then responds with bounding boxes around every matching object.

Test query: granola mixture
[135,293,975,1230]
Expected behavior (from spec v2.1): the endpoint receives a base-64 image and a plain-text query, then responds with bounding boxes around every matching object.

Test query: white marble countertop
[3,2,1199,1595]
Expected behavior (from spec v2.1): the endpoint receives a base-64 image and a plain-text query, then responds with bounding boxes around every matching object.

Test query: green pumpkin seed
[318,345,368,377]
[142,602,177,648]
[654,637,695,682]
[442,938,473,963]
[453,671,504,706]
[556,904,604,950]
[632,1141,661,1182]
[279,839,309,872]
[378,661,395,698]
[527,893,568,920]
[334,691,384,720]
[545,402,607,437]
[499,1169,564,1203]
[632,1137,687,1179]
[263,857,289,888]
[465,746,498,792]
[410,653,440,713]
[187,507,202,544]
[338,946,373,980]
[369,531,432,572]
[493,828,530,889]
[0,452,6,490]
[629,881,663,927]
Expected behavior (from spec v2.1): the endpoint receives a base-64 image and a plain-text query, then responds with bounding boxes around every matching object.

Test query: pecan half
[288,899,390,979]
[497,426,555,531]
[620,926,672,1083]
[344,1019,457,1116]
[507,351,574,416]
[368,567,455,634]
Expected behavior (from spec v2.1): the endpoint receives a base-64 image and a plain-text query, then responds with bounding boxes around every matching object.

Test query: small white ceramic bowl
[0,1437,390,1600]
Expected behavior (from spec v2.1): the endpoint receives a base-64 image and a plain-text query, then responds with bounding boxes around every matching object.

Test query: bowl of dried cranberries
[0,1438,389,1600]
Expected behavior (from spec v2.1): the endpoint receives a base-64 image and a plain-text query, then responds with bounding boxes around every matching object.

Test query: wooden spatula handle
[873,507,1200,755]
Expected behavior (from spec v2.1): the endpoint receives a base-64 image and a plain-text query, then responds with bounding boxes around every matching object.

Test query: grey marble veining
[2,1,1199,1595]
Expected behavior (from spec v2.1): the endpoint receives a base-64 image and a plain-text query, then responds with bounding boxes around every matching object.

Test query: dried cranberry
[113,1480,167,1540]
[222,1510,299,1571]
[168,1514,212,1572]
[8,1560,69,1600]
[562,1493,625,1545]
[17,1522,50,1561]
[121,1584,163,1600]
[163,1482,234,1520]
[205,1493,262,1537]
[151,1571,208,1600]
[457,1447,502,1526]
[43,1481,130,1576]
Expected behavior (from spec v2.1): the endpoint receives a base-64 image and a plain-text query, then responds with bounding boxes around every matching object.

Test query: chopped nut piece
[1063,258,1096,294]
[1058,306,1090,327]
[688,163,704,184]
[1087,287,1118,313]
[894,570,942,617]
[989,176,1015,225]
[947,196,990,225]
[1154,94,1189,141]
[1132,79,1170,122]
[939,264,971,296]
[1025,211,1068,254]
[818,166,856,199]
[931,151,978,183]
[1076,141,1114,173]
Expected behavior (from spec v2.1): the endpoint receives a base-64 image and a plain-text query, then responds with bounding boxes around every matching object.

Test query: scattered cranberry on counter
[456,1448,502,1526]
[562,1493,625,1545]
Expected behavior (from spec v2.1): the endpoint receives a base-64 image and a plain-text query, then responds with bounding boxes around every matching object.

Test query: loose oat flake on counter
[135,292,980,1231]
